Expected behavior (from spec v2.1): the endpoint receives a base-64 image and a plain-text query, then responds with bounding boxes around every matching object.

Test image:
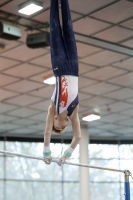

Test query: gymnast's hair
[52,125,66,134]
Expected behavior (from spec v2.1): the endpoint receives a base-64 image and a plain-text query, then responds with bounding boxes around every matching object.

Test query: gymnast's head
[52,115,69,134]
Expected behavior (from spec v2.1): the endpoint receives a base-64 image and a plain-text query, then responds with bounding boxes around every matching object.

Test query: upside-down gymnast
[43,0,81,165]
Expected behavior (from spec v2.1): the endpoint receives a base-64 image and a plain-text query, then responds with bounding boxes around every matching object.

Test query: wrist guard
[63,146,74,158]
[43,151,51,157]
[43,146,51,158]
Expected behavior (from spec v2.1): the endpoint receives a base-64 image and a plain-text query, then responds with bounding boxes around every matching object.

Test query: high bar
[0,150,125,173]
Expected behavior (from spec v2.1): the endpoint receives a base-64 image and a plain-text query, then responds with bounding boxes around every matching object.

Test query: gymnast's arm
[69,105,82,149]
[43,101,55,164]
[44,101,55,146]
[58,106,81,165]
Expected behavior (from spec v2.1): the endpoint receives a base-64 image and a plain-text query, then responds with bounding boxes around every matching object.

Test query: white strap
[67,146,74,154]
[44,146,50,152]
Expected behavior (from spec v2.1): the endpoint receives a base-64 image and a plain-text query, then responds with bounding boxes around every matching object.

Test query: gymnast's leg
[50,0,67,75]
[61,0,78,74]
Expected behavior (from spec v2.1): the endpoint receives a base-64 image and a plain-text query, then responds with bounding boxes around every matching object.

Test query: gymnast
[43,0,81,165]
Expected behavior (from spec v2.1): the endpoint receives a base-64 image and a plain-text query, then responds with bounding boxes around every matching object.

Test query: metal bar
[0,150,125,173]
[75,33,133,56]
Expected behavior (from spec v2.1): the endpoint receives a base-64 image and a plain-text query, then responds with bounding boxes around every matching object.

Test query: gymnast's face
[53,116,69,131]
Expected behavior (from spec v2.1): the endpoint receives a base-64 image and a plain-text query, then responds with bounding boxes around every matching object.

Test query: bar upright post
[124,170,131,200]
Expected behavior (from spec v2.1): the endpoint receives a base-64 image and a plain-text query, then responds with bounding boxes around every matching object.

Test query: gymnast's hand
[57,147,74,166]
[43,151,52,165]
[57,155,67,166]
[44,156,52,165]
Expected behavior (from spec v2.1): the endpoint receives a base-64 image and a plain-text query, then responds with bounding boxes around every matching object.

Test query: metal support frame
[124,170,132,200]
[0,150,132,200]
[0,9,133,56]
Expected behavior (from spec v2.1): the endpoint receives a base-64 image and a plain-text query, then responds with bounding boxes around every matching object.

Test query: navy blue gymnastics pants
[50,0,78,77]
